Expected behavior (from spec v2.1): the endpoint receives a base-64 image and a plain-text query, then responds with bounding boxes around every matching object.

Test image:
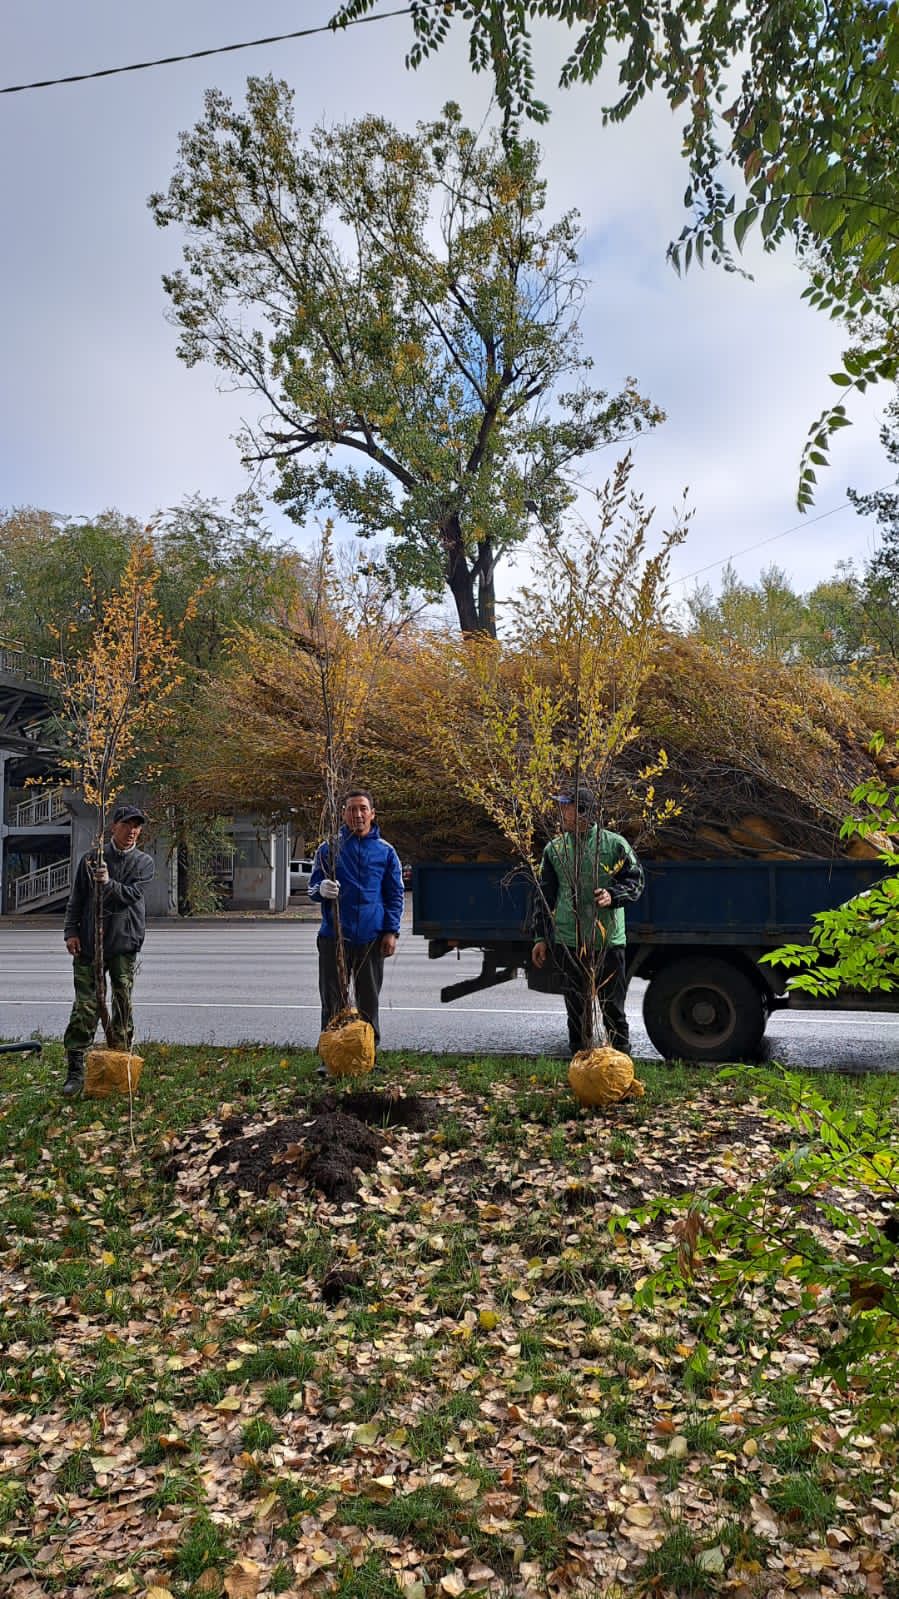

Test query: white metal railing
[0,640,54,687]
[13,788,69,828]
[14,858,71,911]
[209,849,236,878]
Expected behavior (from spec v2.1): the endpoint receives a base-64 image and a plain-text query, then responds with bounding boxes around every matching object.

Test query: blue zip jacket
[309,823,404,944]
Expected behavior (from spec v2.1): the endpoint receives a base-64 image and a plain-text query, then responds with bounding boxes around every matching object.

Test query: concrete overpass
[0,642,65,912]
[0,641,57,752]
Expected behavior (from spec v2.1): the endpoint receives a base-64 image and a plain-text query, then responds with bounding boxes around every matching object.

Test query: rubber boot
[62,1050,85,1098]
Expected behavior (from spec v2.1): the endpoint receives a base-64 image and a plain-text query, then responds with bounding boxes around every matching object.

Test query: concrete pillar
[231,822,276,910]
[273,823,291,912]
[0,751,8,914]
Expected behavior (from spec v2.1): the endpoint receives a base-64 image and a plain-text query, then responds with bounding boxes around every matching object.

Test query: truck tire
[642,957,767,1063]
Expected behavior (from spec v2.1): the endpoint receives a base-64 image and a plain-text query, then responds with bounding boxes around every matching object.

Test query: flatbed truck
[412,858,888,1061]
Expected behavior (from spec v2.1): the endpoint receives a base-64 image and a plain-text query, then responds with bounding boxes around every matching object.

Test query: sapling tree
[195,528,414,1022]
[51,539,184,1043]
[419,454,687,1050]
[291,530,405,1021]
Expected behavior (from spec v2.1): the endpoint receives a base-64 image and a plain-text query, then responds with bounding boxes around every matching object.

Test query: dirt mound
[209,1110,382,1203]
[309,1088,432,1130]
[165,1090,434,1205]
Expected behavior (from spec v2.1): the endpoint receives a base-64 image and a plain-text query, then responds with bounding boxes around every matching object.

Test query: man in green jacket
[532,787,644,1055]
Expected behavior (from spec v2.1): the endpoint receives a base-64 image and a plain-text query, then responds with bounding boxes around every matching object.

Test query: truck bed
[412,858,887,947]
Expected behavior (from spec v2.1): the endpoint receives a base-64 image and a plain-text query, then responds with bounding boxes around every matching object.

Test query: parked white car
[289,858,315,895]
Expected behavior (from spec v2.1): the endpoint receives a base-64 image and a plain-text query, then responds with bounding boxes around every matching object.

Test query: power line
[0,9,412,96]
[672,481,897,587]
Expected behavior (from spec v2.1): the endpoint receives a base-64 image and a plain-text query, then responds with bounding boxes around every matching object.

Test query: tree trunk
[442,513,494,637]
[327,827,350,1021]
[476,537,497,637]
[92,825,113,1046]
[177,841,191,917]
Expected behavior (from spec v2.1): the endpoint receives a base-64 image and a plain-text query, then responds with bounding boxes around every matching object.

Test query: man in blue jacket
[309,789,404,1052]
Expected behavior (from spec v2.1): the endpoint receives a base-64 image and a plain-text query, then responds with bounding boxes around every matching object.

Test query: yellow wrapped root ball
[317,1009,376,1078]
[84,1047,144,1098]
[568,1045,644,1107]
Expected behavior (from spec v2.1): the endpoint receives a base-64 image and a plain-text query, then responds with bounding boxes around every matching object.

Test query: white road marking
[1,995,899,1031]
[0,997,562,1016]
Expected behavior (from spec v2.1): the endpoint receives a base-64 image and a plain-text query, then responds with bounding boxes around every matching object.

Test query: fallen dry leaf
[222,1557,262,1599]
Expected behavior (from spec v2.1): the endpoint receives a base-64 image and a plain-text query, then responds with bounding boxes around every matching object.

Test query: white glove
[320,879,340,900]
[93,862,109,884]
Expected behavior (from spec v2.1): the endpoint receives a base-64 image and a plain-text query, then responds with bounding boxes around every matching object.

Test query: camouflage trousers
[63,955,138,1053]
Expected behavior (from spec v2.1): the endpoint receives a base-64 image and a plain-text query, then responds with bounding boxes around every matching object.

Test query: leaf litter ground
[1,1045,898,1599]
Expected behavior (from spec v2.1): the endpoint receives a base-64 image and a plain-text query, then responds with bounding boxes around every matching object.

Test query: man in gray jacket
[61,803,155,1097]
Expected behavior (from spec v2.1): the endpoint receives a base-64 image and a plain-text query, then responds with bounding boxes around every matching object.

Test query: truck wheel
[643,957,767,1063]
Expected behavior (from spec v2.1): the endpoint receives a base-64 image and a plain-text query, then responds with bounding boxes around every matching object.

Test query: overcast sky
[2,1,895,608]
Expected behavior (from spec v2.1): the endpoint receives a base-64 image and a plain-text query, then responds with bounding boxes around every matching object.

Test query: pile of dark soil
[321,1267,366,1304]
[168,1090,434,1206]
[209,1110,384,1204]
[308,1088,432,1131]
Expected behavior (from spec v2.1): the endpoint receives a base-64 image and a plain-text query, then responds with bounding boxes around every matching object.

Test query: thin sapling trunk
[93,814,113,1044]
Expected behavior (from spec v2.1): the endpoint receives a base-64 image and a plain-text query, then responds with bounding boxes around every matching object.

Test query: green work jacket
[534,826,643,951]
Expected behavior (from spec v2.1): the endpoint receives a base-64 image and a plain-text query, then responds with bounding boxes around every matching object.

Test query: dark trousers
[554,943,629,1054]
[317,935,385,1045]
[63,954,138,1053]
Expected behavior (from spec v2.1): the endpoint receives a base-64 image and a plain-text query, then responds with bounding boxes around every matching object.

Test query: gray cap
[111,803,146,824]
[553,787,596,814]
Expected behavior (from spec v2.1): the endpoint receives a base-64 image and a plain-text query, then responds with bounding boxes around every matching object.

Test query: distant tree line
[684,399,899,667]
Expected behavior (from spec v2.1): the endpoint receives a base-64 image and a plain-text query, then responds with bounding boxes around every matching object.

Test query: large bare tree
[151,87,661,635]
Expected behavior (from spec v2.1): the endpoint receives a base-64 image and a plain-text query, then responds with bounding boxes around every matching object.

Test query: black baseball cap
[553,787,596,814]
[111,803,146,825]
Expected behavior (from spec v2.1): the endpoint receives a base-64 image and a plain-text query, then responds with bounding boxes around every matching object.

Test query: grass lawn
[0,1044,898,1599]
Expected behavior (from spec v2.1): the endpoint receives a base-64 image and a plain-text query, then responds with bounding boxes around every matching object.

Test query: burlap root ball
[317,1009,376,1078]
[84,1047,144,1098]
[568,1045,644,1107]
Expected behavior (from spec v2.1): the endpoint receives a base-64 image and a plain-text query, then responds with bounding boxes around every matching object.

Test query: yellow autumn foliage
[170,491,899,867]
[51,537,185,819]
[176,619,899,863]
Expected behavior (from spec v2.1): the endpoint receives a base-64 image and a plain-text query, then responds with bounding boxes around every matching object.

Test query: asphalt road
[2,919,899,1070]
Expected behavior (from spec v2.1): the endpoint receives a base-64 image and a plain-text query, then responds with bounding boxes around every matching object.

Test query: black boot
[62,1051,85,1098]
